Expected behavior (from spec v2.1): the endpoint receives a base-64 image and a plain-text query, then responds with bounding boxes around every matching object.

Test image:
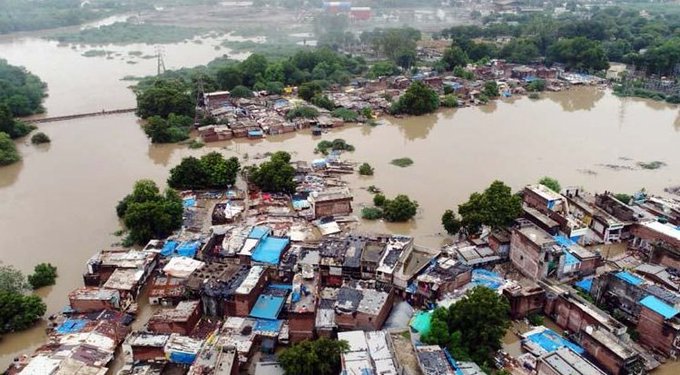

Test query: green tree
[30,132,50,144]
[0,264,29,294]
[538,176,561,193]
[361,207,383,220]
[311,95,335,110]
[392,81,439,115]
[287,106,320,120]
[499,39,540,64]
[142,114,192,144]
[457,180,522,233]
[422,286,510,364]
[482,81,499,98]
[27,263,57,289]
[298,81,322,102]
[373,193,386,207]
[331,108,358,122]
[367,61,400,78]
[117,180,183,245]
[135,79,195,119]
[168,156,209,190]
[230,85,253,98]
[279,338,349,375]
[0,291,46,333]
[358,163,374,176]
[201,152,240,188]
[0,131,20,166]
[527,79,546,92]
[216,66,243,90]
[614,193,632,204]
[546,37,609,71]
[383,194,418,222]
[442,209,462,235]
[250,151,296,193]
[441,46,469,71]
[240,54,268,87]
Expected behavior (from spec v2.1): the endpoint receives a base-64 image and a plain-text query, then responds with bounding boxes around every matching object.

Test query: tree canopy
[135,78,195,119]
[168,152,240,190]
[391,81,439,116]
[0,264,46,333]
[383,194,419,222]
[0,59,46,117]
[442,209,462,235]
[279,338,349,375]
[457,180,522,233]
[28,263,58,290]
[422,286,510,364]
[538,176,561,193]
[248,151,296,194]
[116,180,184,245]
[142,114,193,144]
[0,131,20,166]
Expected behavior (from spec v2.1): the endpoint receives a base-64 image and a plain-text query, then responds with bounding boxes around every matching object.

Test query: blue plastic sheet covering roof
[250,295,286,320]
[445,350,465,375]
[255,319,283,334]
[312,158,327,168]
[248,226,270,240]
[410,310,433,335]
[471,269,504,290]
[562,250,580,266]
[183,197,196,208]
[160,240,179,257]
[553,234,575,248]
[292,199,311,210]
[525,328,585,355]
[176,241,201,258]
[169,351,196,365]
[574,278,593,292]
[251,236,290,264]
[56,319,88,334]
[640,295,680,319]
[615,271,643,286]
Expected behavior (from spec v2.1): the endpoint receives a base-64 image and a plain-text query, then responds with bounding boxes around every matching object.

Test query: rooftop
[69,287,119,301]
[250,295,286,320]
[540,347,606,375]
[163,256,205,279]
[126,332,170,347]
[149,300,200,323]
[517,224,556,247]
[235,266,265,295]
[640,295,680,319]
[642,221,680,242]
[415,345,457,375]
[527,184,564,201]
[102,268,143,291]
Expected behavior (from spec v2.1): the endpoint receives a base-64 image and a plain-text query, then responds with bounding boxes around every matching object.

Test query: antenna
[155,46,166,76]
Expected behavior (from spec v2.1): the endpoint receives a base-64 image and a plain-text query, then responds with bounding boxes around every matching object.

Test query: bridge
[26,108,137,124]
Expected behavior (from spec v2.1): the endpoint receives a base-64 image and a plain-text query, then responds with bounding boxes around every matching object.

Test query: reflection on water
[478,100,498,114]
[546,86,605,112]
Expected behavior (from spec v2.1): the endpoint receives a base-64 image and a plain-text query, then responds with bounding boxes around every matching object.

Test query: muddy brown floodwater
[1,35,680,373]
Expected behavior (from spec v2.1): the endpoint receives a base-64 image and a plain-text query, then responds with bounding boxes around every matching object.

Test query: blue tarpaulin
[562,250,580,266]
[183,197,196,208]
[615,271,643,286]
[640,295,680,319]
[160,240,178,256]
[525,328,584,355]
[56,319,88,334]
[249,226,270,240]
[574,278,593,292]
[176,241,200,258]
[553,234,575,247]
[250,295,285,320]
[252,236,290,264]
[255,318,283,333]
[471,269,504,290]
[169,351,196,364]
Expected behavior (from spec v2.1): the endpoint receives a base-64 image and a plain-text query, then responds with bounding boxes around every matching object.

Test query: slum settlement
[7,152,680,375]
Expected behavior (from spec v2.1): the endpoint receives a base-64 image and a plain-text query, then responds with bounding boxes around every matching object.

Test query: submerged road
[26,108,137,124]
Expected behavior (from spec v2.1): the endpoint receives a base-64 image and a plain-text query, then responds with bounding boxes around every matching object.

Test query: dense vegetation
[0,265,47,333]
[134,48,367,126]
[364,193,418,222]
[246,151,296,194]
[438,6,680,75]
[538,176,561,193]
[358,162,374,176]
[0,60,46,117]
[422,286,510,365]
[143,114,194,143]
[449,180,522,234]
[0,132,20,166]
[116,180,184,245]
[53,22,204,45]
[168,152,241,190]
[316,139,354,154]
[30,132,51,145]
[391,81,439,115]
[279,338,349,375]
[28,263,58,290]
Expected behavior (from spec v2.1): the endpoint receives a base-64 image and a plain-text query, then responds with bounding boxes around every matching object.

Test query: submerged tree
[538,176,561,193]
[0,265,46,333]
[391,81,439,116]
[249,151,296,193]
[28,263,58,289]
[0,131,20,166]
[457,180,522,233]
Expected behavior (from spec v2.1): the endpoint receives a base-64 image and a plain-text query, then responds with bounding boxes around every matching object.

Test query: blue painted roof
[553,234,575,247]
[526,328,585,355]
[250,295,285,320]
[574,278,593,292]
[562,249,580,266]
[248,226,270,240]
[56,319,88,334]
[471,269,504,290]
[616,271,643,286]
[252,236,290,264]
[640,295,680,319]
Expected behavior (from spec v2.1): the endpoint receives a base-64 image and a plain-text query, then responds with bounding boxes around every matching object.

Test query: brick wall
[636,306,678,356]
[510,230,542,279]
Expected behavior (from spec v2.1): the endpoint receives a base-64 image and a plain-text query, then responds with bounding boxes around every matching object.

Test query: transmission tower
[155,46,166,76]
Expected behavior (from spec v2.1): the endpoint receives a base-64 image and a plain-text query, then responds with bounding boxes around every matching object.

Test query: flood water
[1,35,680,372]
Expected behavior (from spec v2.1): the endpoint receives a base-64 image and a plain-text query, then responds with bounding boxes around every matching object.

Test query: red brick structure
[503,281,545,319]
[635,299,680,357]
[233,265,268,317]
[579,326,642,375]
[68,287,121,313]
[147,300,202,335]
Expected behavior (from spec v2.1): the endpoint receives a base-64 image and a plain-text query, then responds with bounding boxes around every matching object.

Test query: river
[1,35,680,372]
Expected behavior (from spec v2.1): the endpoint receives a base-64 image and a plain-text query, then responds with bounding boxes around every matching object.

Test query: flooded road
[1,35,680,372]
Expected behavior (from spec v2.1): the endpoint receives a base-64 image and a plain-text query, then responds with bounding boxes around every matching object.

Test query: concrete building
[537,347,606,375]
[636,295,680,357]
[68,287,121,313]
[630,221,680,269]
[338,330,400,375]
[148,300,202,335]
[579,325,643,375]
[415,257,471,306]
[335,282,394,331]
[308,188,353,219]
[503,280,546,319]
[123,332,170,363]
